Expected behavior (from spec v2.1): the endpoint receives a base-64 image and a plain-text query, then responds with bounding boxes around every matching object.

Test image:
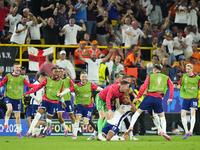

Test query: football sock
[4,116,9,125]
[16,124,21,133]
[29,113,41,133]
[160,117,166,133]
[181,116,189,133]
[190,115,195,133]
[46,118,52,128]
[153,114,162,131]
[89,120,96,129]
[102,119,107,128]
[130,111,140,127]
[97,119,103,134]
[61,122,68,131]
[73,120,79,136]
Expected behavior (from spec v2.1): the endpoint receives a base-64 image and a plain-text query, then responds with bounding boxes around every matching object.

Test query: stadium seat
[127,68,138,79]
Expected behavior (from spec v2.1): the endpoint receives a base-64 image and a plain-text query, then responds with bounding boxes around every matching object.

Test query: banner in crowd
[28,46,54,71]
[0,47,16,76]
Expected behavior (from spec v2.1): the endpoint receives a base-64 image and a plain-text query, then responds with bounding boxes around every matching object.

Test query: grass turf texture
[0,136,200,150]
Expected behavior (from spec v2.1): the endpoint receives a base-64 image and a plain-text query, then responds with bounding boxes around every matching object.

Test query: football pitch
[0,136,200,150]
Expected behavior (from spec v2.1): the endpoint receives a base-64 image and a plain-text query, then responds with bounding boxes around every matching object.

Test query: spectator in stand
[171,25,178,38]
[187,0,199,27]
[0,0,18,42]
[96,0,105,16]
[174,1,187,30]
[29,16,46,44]
[116,47,125,60]
[152,36,157,55]
[113,55,124,73]
[146,0,162,25]
[156,12,171,61]
[88,40,101,58]
[40,0,54,19]
[105,0,122,26]
[161,29,176,66]
[146,55,161,75]
[99,59,112,85]
[124,47,141,68]
[115,74,123,82]
[74,41,90,69]
[109,34,121,46]
[5,9,22,35]
[132,0,146,28]
[193,43,198,53]
[151,24,158,41]
[37,54,56,77]
[169,0,179,21]
[121,11,133,46]
[186,53,200,74]
[59,17,86,59]
[96,10,113,46]
[125,21,144,58]
[179,26,194,62]
[140,21,152,61]
[15,0,26,15]
[160,57,170,76]
[126,44,138,57]
[139,0,150,8]
[174,29,184,60]
[137,59,146,81]
[43,17,59,45]
[55,50,76,82]
[66,0,76,21]
[177,55,186,75]
[122,1,133,14]
[102,42,114,58]
[78,48,114,84]
[83,33,92,45]
[22,8,30,17]
[87,0,98,37]
[190,25,200,43]
[159,0,173,22]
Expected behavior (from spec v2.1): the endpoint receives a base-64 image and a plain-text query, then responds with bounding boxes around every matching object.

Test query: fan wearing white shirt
[190,25,200,43]
[174,2,187,30]
[78,48,114,85]
[55,50,76,82]
[173,29,184,60]
[113,55,124,73]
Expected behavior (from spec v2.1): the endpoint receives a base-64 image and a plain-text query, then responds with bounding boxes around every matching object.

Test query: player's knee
[106,138,110,141]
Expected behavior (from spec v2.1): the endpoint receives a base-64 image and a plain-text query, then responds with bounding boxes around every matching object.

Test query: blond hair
[80,71,87,76]
[115,74,123,79]
[186,64,194,69]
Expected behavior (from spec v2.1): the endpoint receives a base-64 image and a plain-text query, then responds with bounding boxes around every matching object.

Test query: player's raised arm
[0,75,8,87]
[24,78,38,88]
[136,76,150,99]
[91,82,103,91]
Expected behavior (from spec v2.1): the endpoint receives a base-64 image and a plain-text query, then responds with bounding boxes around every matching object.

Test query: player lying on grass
[101,96,137,141]
[174,64,200,139]
[57,71,103,139]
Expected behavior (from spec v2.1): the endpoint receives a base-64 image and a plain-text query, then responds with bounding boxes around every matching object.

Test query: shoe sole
[124,128,133,137]
[163,134,171,141]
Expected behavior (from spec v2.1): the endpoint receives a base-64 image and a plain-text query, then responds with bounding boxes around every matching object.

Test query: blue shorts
[26,105,32,117]
[5,97,21,112]
[57,101,74,114]
[182,99,198,111]
[102,123,119,136]
[76,104,93,120]
[138,96,164,114]
[147,107,153,116]
[39,100,58,116]
[32,105,39,115]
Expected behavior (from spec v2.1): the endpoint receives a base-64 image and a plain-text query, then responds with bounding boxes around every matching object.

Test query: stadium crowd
[1,0,200,140]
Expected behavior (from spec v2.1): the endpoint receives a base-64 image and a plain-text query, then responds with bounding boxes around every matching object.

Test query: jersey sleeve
[0,75,8,87]
[91,82,98,90]
[105,88,115,111]
[26,79,47,94]
[69,86,75,92]
[178,77,182,86]
[137,76,150,98]
[24,78,37,88]
[167,78,174,99]
[70,79,74,87]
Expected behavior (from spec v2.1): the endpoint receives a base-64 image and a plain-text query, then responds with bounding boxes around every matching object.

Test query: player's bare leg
[3,104,12,132]
[106,131,115,141]
[27,116,31,129]
[159,112,171,141]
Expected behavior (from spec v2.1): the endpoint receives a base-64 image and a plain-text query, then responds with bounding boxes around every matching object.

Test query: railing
[0,44,156,66]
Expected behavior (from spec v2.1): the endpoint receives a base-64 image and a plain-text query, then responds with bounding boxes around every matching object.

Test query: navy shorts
[76,104,93,120]
[26,105,32,117]
[102,123,119,136]
[182,99,198,111]
[138,96,164,114]
[32,105,39,115]
[39,100,58,116]
[5,97,21,112]
[57,101,74,114]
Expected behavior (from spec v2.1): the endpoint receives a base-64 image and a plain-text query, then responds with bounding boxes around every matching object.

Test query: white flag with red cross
[28,46,54,71]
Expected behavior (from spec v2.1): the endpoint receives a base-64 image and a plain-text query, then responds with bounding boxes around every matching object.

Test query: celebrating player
[23,67,64,136]
[174,64,200,139]
[24,72,47,137]
[123,65,174,141]
[57,67,75,137]
[0,62,36,138]
[95,80,130,140]
[57,71,103,139]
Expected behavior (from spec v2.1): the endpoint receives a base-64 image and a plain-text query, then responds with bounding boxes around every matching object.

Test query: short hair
[153,65,162,71]
[22,16,28,19]
[157,22,163,30]
[58,4,65,10]
[151,24,157,29]
[115,74,123,79]
[122,75,130,80]
[51,67,58,72]
[69,16,75,20]
[58,67,63,70]
[185,26,192,33]
[140,59,145,62]
[23,8,30,12]
[136,79,142,87]
[121,80,130,85]
[130,44,137,50]
[40,72,47,77]
[129,75,136,78]
[108,42,113,46]
[177,29,183,33]
[152,55,159,61]
[80,71,87,76]
[186,64,194,69]
[13,62,19,66]
[47,54,54,62]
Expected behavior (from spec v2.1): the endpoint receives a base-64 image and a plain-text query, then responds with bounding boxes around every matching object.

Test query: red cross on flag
[28,46,54,71]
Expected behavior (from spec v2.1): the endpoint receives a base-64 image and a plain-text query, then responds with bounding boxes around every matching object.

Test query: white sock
[190,115,195,133]
[110,135,119,141]
[130,111,140,127]
[160,117,166,133]
[153,115,162,132]
[29,113,41,133]
[17,124,21,133]
[61,122,68,131]
[83,123,88,130]
[181,116,189,133]
[4,116,9,125]
[46,118,52,128]
[33,128,40,136]
[129,131,133,137]
[92,130,97,136]
[28,126,33,133]
[73,120,79,136]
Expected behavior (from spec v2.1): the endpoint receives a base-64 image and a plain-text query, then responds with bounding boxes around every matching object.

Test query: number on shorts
[112,126,117,131]
[87,111,91,117]
[69,105,72,111]
[18,104,21,110]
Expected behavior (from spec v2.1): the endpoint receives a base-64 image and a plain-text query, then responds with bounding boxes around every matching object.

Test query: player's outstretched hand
[108,110,114,119]
[62,102,67,108]
[57,93,62,97]
[167,99,172,105]
[133,98,139,103]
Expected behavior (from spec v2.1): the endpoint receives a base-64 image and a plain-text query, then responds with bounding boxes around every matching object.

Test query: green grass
[0,136,200,150]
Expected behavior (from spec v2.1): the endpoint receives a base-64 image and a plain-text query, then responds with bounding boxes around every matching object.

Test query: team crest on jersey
[157,77,162,85]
